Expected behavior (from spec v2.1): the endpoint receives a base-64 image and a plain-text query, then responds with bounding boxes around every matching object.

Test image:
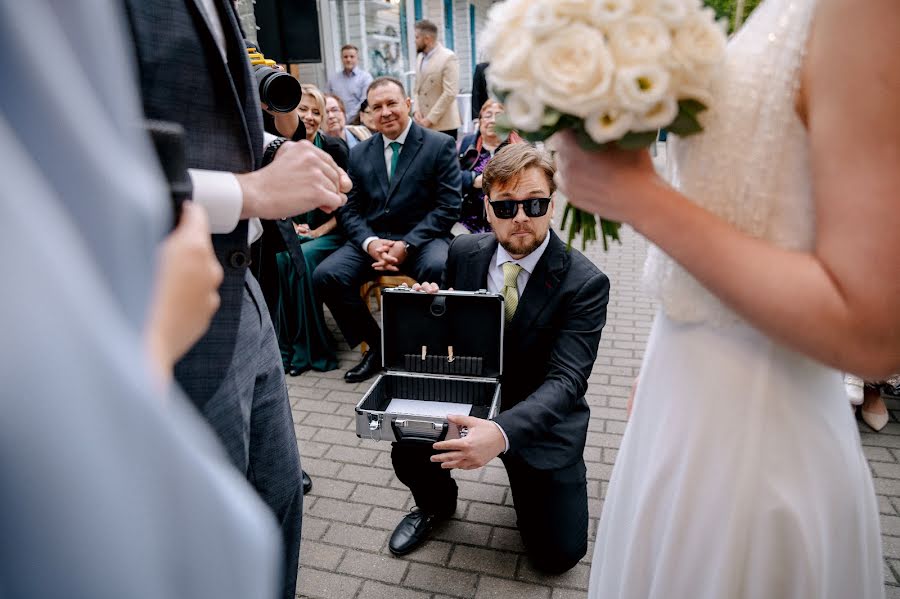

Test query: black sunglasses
[488,197,552,219]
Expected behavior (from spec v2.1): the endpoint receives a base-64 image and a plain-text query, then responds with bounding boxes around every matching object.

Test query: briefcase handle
[391,419,449,444]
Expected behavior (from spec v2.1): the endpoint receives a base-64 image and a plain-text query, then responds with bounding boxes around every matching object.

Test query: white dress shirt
[362,119,414,253]
[484,232,552,452]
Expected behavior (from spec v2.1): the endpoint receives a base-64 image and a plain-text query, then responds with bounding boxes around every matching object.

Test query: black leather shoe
[301,470,312,495]
[344,349,382,383]
[288,366,305,377]
[388,508,444,556]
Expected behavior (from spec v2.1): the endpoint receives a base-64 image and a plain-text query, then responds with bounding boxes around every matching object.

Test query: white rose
[670,9,728,71]
[589,0,634,27]
[584,106,635,144]
[668,62,715,104]
[505,91,546,131]
[487,33,537,92]
[483,0,536,57]
[613,64,671,112]
[639,0,690,26]
[530,23,615,117]
[608,16,672,65]
[632,96,678,131]
[524,0,577,39]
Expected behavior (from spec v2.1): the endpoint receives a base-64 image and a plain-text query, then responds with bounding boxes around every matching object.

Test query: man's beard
[499,227,546,257]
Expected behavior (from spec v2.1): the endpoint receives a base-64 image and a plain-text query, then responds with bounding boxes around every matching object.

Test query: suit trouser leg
[313,241,381,349]
[407,238,451,284]
[202,275,303,599]
[503,455,588,574]
[391,443,458,517]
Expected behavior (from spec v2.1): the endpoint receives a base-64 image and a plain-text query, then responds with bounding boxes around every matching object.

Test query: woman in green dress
[276,84,348,375]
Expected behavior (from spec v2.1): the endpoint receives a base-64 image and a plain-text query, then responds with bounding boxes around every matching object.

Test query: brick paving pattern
[288,146,900,598]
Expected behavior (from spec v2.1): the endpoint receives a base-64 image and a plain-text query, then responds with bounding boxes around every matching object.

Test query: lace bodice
[643,0,818,325]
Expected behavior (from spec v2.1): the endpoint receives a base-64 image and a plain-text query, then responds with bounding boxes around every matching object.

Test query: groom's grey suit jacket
[123,0,265,407]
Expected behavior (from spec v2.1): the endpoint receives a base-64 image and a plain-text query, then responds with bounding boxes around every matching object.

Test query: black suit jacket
[471,62,489,119]
[444,230,609,470]
[338,121,461,250]
[123,0,264,407]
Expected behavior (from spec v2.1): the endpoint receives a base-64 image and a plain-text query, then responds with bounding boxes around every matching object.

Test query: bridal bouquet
[483,0,727,250]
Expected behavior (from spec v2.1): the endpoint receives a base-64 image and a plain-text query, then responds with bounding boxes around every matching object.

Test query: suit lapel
[370,133,389,199]
[186,0,257,166]
[387,123,423,199]
[507,231,569,338]
[462,235,497,291]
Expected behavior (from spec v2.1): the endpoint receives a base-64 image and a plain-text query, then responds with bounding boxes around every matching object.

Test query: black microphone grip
[144,120,192,229]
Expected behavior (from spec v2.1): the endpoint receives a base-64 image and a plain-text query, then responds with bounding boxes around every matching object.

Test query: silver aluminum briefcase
[355,287,504,443]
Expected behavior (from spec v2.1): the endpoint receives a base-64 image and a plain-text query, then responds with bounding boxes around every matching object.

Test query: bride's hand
[553,130,662,224]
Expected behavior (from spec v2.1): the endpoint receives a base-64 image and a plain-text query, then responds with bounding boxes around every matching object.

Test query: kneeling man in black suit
[313,77,461,383]
[390,144,610,574]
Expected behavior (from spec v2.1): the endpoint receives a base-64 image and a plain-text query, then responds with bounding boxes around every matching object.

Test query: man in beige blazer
[413,19,461,140]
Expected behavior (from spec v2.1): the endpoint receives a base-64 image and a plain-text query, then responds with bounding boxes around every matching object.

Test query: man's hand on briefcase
[431,415,506,470]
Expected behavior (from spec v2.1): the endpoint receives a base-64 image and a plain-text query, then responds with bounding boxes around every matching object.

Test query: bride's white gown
[588,0,885,598]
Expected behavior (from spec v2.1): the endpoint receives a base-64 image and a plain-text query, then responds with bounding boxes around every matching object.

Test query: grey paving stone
[404,563,479,598]
[323,522,389,553]
[457,481,507,504]
[298,540,345,571]
[359,580,431,599]
[474,575,551,599]
[466,502,518,528]
[308,497,372,526]
[449,545,519,578]
[337,549,408,584]
[336,463,395,486]
[324,444,380,465]
[308,477,356,500]
[349,484,410,510]
[296,567,361,599]
[402,539,455,566]
[301,457,343,478]
[432,520,493,546]
[300,516,331,542]
[552,589,588,599]
[365,506,409,531]
[488,527,525,552]
[516,562,590,591]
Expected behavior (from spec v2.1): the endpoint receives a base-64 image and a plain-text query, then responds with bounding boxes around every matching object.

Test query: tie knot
[502,262,522,288]
[389,141,402,152]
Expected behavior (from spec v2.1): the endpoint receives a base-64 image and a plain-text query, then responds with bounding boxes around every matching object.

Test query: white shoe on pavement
[844,374,864,406]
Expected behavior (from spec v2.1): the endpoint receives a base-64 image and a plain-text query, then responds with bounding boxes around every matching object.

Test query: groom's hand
[431,415,506,470]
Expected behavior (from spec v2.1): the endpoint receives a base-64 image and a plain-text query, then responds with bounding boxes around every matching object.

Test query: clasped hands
[409,282,506,470]
[367,238,407,271]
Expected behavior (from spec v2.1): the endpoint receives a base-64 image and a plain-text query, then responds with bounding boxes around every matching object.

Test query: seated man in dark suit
[313,77,462,383]
[389,144,610,574]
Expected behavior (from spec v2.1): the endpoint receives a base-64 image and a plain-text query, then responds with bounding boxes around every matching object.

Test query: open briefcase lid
[381,287,504,379]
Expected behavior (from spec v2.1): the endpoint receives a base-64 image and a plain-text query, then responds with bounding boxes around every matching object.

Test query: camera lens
[254,66,301,113]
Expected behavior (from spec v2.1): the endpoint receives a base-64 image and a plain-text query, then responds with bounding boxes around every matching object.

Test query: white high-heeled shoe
[844,374,864,406]
[861,405,889,432]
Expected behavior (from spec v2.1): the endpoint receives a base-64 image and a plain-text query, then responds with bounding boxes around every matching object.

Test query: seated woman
[455,99,523,235]
[276,84,348,376]
[324,93,373,150]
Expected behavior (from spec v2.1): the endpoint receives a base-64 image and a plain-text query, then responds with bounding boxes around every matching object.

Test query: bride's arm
[555,0,900,379]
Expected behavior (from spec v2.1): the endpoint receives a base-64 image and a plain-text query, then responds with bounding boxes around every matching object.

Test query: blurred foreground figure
[0,1,280,597]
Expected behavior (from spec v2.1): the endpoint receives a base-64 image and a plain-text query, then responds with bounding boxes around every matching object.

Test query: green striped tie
[388,141,402,180]
[502,262,522,323]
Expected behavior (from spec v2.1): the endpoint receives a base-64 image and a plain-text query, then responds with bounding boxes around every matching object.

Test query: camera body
[247,47,301,113]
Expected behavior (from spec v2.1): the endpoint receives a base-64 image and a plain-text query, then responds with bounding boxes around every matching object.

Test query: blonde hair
[300,84,326,124]
[482,143,556,199]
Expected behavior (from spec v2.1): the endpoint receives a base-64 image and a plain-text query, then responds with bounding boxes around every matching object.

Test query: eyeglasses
[488,198,551,219]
